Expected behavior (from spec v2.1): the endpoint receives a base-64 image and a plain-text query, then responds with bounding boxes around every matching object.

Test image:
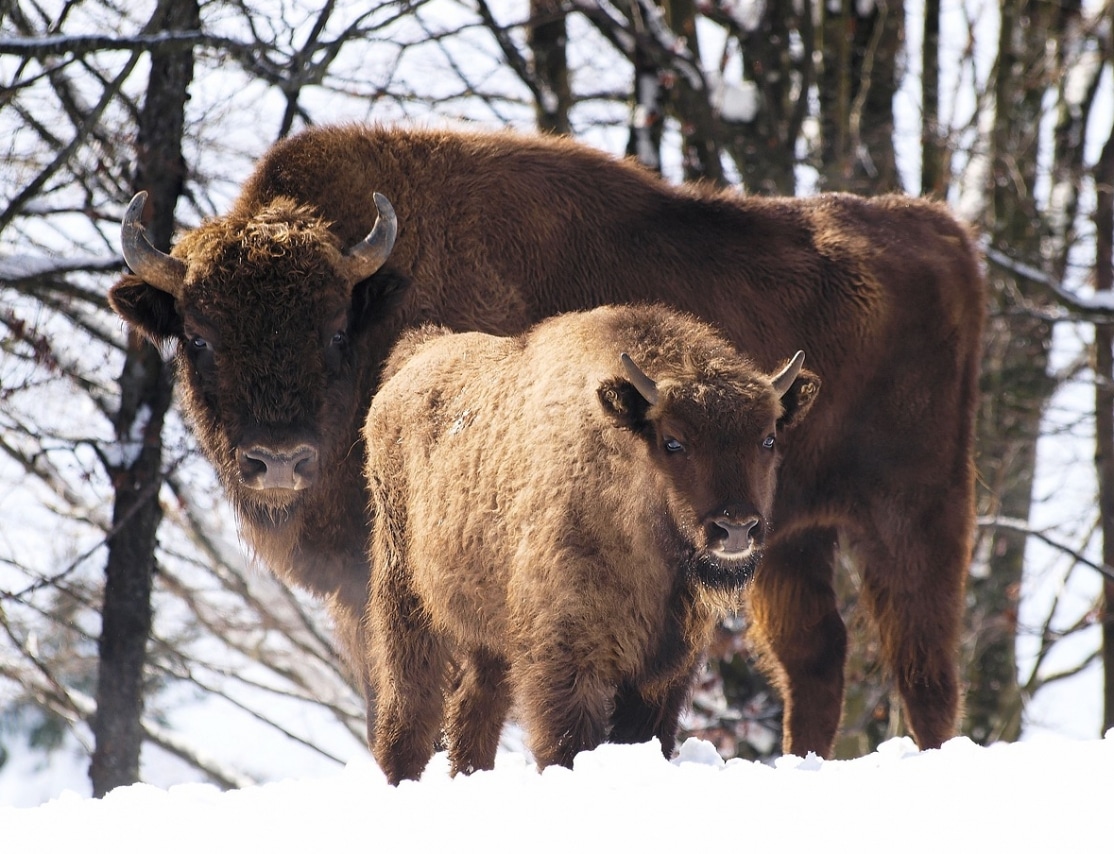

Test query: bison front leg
[444,646,511,776]
[609,675,695,758]
[512,640,611,771]
[746,528,846,758]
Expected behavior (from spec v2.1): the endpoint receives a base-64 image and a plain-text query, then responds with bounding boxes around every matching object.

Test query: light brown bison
[111,122,985,759]
[364,304,820,783]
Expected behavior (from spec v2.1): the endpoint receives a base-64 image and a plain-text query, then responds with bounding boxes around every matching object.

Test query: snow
[711,74,759,123]
[718,0,763,32]
[100,403,152,469]
[3,733,1111,852]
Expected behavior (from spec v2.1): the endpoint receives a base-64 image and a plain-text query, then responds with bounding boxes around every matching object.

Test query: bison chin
[234,488,305,529]
[681,546,762,592]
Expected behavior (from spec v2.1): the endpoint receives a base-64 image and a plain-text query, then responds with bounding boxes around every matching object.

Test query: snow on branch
[0,31,286,87]
[983,243,1114,322]
[0,31,218,60]
[0,253,121,281]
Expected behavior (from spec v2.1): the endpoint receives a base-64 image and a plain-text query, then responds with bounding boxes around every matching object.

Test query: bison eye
[189,335,209,351]
[664,437,685,454]
[762,434,776,450]
[330,331,349,348]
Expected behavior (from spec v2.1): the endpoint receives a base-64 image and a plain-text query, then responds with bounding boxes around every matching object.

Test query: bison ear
[777,368,821,431]
[597,377,651,432]
[350,269,411,334]
[108,274,183,344]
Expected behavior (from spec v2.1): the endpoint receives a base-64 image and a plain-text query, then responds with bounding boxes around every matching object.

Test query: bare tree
[87,0,197,797]
[1094,105,1114,735]
[817,0,902,193]
[920,0,945,197]
[966,0,1102,745]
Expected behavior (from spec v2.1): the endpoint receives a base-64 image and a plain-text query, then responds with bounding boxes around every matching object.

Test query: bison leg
[852,491,968,751]
[746,527,846,758]
[512,646,610,771]
[444,646,511,776]
[609,675,694,758]
[370,621,449,784]
[368,568,450,785]
[325,602,379,748]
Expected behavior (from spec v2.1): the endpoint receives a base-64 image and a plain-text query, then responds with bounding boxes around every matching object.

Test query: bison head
[110,191,403,520]
[597,350,819,590]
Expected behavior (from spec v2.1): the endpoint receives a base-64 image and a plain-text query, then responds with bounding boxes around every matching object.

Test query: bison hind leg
[444,646,512,776]
[372,644,450,785]
[368,561,451,784]
[851,491,968,751]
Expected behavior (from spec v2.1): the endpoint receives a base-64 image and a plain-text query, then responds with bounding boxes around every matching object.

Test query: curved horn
[621,352,659,406]
[120,191,186,298]
[340,192,398,285]
[771,350,806,396]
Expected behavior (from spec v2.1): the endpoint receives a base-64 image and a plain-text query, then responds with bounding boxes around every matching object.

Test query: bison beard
[682,547,761,592]
[237,498,296,530]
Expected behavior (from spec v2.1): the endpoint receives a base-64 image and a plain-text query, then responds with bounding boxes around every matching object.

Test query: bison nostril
[239,444,319,491]
[711,515,761,554]
[292,445,319,476]
[240,451,268,480]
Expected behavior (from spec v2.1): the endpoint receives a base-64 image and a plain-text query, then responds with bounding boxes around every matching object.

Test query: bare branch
[0,31,229,61]
[983,243,1114,323]
[978,516,1114,582]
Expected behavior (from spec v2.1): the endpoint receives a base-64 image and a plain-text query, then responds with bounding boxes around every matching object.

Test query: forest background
[1,0,1112,805]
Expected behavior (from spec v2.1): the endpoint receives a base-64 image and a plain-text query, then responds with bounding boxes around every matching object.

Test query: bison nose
[238,444,319,491]
[709,510,762,555]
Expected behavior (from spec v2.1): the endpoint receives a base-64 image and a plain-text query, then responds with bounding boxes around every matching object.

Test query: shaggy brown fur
[364,305,819,783]
[110,123,985,759]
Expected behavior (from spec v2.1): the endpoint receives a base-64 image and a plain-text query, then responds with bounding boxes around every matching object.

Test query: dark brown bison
[111,122,985,759]
[364,304,819,783]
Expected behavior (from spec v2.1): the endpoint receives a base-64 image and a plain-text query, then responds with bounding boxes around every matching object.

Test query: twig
[977,515,1114,582]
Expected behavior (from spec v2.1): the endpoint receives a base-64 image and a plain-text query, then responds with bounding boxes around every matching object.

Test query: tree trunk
[721,0,807,195]
[659,0,723,183]
[528,0,571,135]
[817,0,902,193]
[920,0,945,196]
[965,0,1061,745]
[89,0,198,796]
[1095,119,1114,735]
[625,37,665,174]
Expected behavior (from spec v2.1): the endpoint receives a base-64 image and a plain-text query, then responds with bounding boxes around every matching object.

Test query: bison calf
[364,304,819,784]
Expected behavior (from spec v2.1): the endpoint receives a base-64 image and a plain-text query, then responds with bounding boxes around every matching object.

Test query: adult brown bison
[364,304,819,783]
[111,122,985,759]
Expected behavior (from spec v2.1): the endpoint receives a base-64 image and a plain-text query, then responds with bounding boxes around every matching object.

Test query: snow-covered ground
[3,734,1111,852]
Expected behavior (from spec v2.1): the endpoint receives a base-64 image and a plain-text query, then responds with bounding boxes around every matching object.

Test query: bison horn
[621,353,659,406]
[120,191,186,298]
[771,350,806,396]
[340,192,398,286]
